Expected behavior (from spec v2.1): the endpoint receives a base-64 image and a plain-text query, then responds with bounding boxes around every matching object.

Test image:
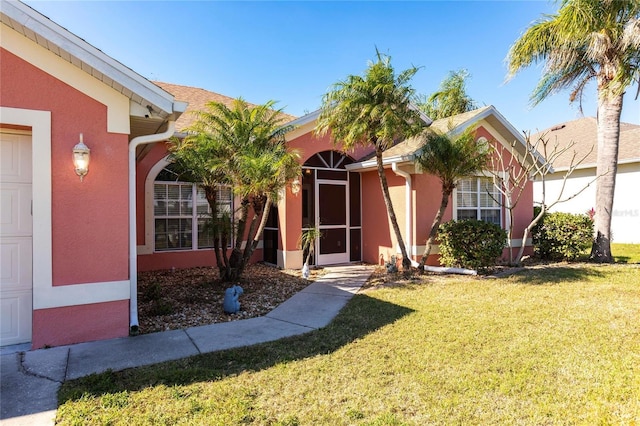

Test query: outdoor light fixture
[291,177,301,195]
[72,133,90,181]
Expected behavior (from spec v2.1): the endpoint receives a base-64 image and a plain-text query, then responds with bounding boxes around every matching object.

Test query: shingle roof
[428,105,494,134]
[532,117,640,170]
[377,106,494,160]
[153,82,296,132]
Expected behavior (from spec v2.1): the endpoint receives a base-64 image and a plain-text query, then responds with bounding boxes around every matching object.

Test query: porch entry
[0,131,33,346]
[302,151,361,266]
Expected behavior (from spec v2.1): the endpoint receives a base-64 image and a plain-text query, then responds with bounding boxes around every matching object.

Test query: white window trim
[140,155,237,255]
[452,173,504,229]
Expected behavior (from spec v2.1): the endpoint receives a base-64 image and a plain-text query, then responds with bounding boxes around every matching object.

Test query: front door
[317,181,349,265]
[0,131,33,346]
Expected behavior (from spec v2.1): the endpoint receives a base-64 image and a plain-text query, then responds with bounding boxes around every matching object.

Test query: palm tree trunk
[418,188,451,269]
[590,92,623,263]
[375,146,411,270]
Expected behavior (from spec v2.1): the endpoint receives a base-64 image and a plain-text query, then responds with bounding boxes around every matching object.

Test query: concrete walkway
[0,265,373,425]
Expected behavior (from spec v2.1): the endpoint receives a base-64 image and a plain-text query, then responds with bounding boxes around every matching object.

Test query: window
[456,177,501,226]
[154,165,232,252]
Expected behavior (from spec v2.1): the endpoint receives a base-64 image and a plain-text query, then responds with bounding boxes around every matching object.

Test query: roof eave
[346,154,415,172]
[1,0,177,116]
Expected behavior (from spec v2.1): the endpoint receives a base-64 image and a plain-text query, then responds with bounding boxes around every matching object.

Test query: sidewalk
[0,264,373,425]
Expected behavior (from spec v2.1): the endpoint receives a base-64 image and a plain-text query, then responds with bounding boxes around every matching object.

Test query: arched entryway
[302,151,361,265]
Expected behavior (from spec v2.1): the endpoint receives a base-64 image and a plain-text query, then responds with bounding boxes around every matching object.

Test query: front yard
[56,262,639,425]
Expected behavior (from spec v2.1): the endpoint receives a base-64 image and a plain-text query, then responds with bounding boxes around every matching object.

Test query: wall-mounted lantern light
[291,177,301,195]
[72,133,90,181]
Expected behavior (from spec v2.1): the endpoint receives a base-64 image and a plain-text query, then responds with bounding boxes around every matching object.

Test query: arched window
[153,163,232,251]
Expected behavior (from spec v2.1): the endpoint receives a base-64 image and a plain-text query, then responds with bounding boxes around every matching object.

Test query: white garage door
[1,131,33,346]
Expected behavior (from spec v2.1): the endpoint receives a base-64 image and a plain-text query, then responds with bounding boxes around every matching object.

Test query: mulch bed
[137,263,324,334]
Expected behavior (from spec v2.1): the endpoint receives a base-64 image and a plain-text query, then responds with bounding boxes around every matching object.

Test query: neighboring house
[0,0,535,350]
[532,118,640,244]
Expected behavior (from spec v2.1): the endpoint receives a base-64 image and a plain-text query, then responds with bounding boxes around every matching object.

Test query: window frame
[152,182,233,252]
[452,175,503,227]
[143,158,234,254]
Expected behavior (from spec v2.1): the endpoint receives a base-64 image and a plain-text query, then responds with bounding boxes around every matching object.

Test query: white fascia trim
[283,110,321,141]
[1,106,129,310]
[2,1,175,115]
[1,25,130,134]
[448,106,545,169]
[285,109,320,128]
[346,154,413,171]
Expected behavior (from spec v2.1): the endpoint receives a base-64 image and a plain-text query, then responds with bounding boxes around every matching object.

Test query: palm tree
[417,69,478,119]
[507,0,640,263]
[315,50,427,270]
[298,226,322,278]
[171,99,300,280]
[415,128,490,269]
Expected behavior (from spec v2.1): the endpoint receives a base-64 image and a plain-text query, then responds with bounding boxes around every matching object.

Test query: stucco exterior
[532,118,640,244]
[1,1,181,349]
[1,1,535,350]
[535,162,640,244]
[1,47,131,347]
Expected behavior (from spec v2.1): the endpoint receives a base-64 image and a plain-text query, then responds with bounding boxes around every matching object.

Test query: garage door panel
[0,184,32,235]
[1,131,32,347]
[1,237,32,292]
[0,133,32,182]
[0,291,32,345]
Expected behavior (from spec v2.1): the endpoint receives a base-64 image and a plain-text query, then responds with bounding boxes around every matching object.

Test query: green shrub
[150,299,173,316]
[438,220,507,271]
[532,211,593,260]
[142,282,162,302]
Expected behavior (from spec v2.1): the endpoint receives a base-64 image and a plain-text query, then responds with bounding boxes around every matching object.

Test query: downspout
[391,162,414,266]
[128,121,176,334]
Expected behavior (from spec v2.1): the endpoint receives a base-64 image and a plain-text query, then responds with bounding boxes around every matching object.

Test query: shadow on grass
[505,265,606,285]
[58,294,414,403]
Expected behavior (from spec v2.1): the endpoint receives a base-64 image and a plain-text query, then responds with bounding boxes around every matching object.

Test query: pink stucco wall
[360,125,534,267]
[361,168,410,265]
[2,49,130,285]
[32,301,129,349]
[284,129,373,253]
[1,48,130,347]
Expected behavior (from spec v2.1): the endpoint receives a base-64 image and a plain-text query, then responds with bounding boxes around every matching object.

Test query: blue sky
[24,0,639,133]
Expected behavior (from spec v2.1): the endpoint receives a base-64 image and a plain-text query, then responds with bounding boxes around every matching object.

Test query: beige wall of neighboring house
[532,118,640,244]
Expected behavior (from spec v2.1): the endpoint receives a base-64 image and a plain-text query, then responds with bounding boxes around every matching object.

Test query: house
[1,0,185,348]
[532,118,640,244]
[1,0,535,350]
[133,81,296,272]
[275,106,535,270]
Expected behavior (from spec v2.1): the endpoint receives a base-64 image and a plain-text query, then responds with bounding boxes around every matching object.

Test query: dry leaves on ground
[137,263,324,334]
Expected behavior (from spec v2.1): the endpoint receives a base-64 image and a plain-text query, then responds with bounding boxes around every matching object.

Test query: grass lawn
[57,264,640,425]
[612,243,640,264]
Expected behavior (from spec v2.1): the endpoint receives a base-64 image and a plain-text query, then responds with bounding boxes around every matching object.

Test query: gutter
[128,121,176,334]
[391,162,413,262]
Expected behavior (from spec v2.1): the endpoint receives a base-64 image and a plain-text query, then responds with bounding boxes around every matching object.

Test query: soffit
[1,1,176,119]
